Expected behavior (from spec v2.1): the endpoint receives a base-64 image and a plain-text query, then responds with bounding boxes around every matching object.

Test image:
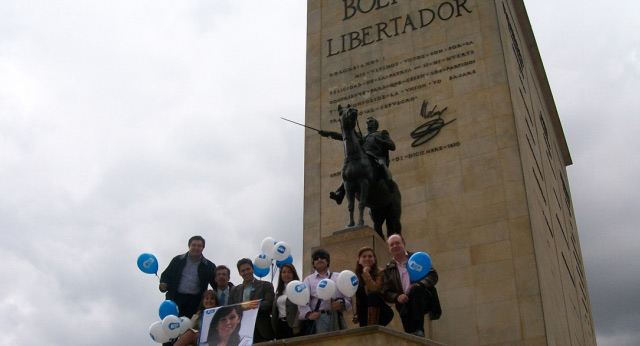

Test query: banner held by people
[198,300,261,346]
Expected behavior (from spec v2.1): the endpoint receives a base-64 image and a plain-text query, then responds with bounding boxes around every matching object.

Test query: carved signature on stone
[410,100,456,147]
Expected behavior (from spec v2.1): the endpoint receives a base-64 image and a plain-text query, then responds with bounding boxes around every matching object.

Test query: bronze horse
[338,105,402,239]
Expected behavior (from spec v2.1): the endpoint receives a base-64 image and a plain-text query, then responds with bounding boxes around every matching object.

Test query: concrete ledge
[259,325,446,346]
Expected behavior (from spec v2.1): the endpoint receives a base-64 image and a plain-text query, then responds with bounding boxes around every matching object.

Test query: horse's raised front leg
[357,179,369,226]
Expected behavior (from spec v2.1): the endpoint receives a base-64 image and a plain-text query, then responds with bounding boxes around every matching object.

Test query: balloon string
[310,321,316,334]
[271,261,277,284]
[313,299,323,312]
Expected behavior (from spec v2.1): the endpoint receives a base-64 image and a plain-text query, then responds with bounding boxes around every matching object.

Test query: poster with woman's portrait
[198,301,260,346]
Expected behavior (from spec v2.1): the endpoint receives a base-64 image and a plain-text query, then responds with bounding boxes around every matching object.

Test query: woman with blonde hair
[353,246,393,326]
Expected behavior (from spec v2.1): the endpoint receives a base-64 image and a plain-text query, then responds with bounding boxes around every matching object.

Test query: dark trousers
[275,318,295,340]
[399,285,434,333]
[254,333,268,343]
[253,311,275,343]
[355,286,394,327]
[254,327,270,344]
[173,292,201,318]
[163,293,201,346]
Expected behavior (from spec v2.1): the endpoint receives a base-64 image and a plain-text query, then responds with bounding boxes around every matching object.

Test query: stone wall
[303,1,595,344]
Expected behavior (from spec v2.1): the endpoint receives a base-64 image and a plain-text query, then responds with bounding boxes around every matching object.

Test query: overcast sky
[0,1,637,345]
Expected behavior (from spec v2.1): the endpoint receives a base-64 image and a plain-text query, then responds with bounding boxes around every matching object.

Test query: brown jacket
[361,268,384,293]
[354,268,385,313]
[382,252,442,320]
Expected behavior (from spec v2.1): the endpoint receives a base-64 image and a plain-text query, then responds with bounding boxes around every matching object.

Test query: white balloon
[285,279,310,306]
[254,253,271,269]
[316,278,337,300]
[337,270,359,297]
[261,237,277,259]
[179,316,192,334]
[162,315,182,339]
[149,321,170,343]
[272,241,291,261]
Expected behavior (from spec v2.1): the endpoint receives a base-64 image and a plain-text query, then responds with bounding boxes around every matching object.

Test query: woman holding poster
[174,290,219,346]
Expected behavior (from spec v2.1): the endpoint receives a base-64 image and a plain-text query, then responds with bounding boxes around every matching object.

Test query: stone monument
[303,0,595,345]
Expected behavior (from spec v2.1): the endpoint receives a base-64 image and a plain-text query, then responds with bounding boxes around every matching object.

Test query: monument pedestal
[309,226,390,276]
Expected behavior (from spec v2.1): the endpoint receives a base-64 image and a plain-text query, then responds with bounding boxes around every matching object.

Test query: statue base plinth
[311,225,390,277]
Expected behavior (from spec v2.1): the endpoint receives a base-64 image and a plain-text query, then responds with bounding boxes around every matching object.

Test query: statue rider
[319,116,396,204]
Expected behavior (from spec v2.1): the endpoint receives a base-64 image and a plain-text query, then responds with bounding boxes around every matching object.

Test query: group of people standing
[157,234,440,345]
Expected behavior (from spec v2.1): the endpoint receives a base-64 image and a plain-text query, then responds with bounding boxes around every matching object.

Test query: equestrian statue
[318,105,402,239]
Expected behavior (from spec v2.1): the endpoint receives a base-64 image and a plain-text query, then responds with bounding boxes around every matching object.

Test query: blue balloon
[407,252,432,283]
[253,264,270,278]
[159,300,179,319]
[276,255,293,268]
[137,253,159,275]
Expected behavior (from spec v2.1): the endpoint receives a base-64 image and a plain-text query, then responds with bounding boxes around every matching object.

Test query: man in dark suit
[214,265,234,306]
[159,235,217,318]
[228,258,275,342]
